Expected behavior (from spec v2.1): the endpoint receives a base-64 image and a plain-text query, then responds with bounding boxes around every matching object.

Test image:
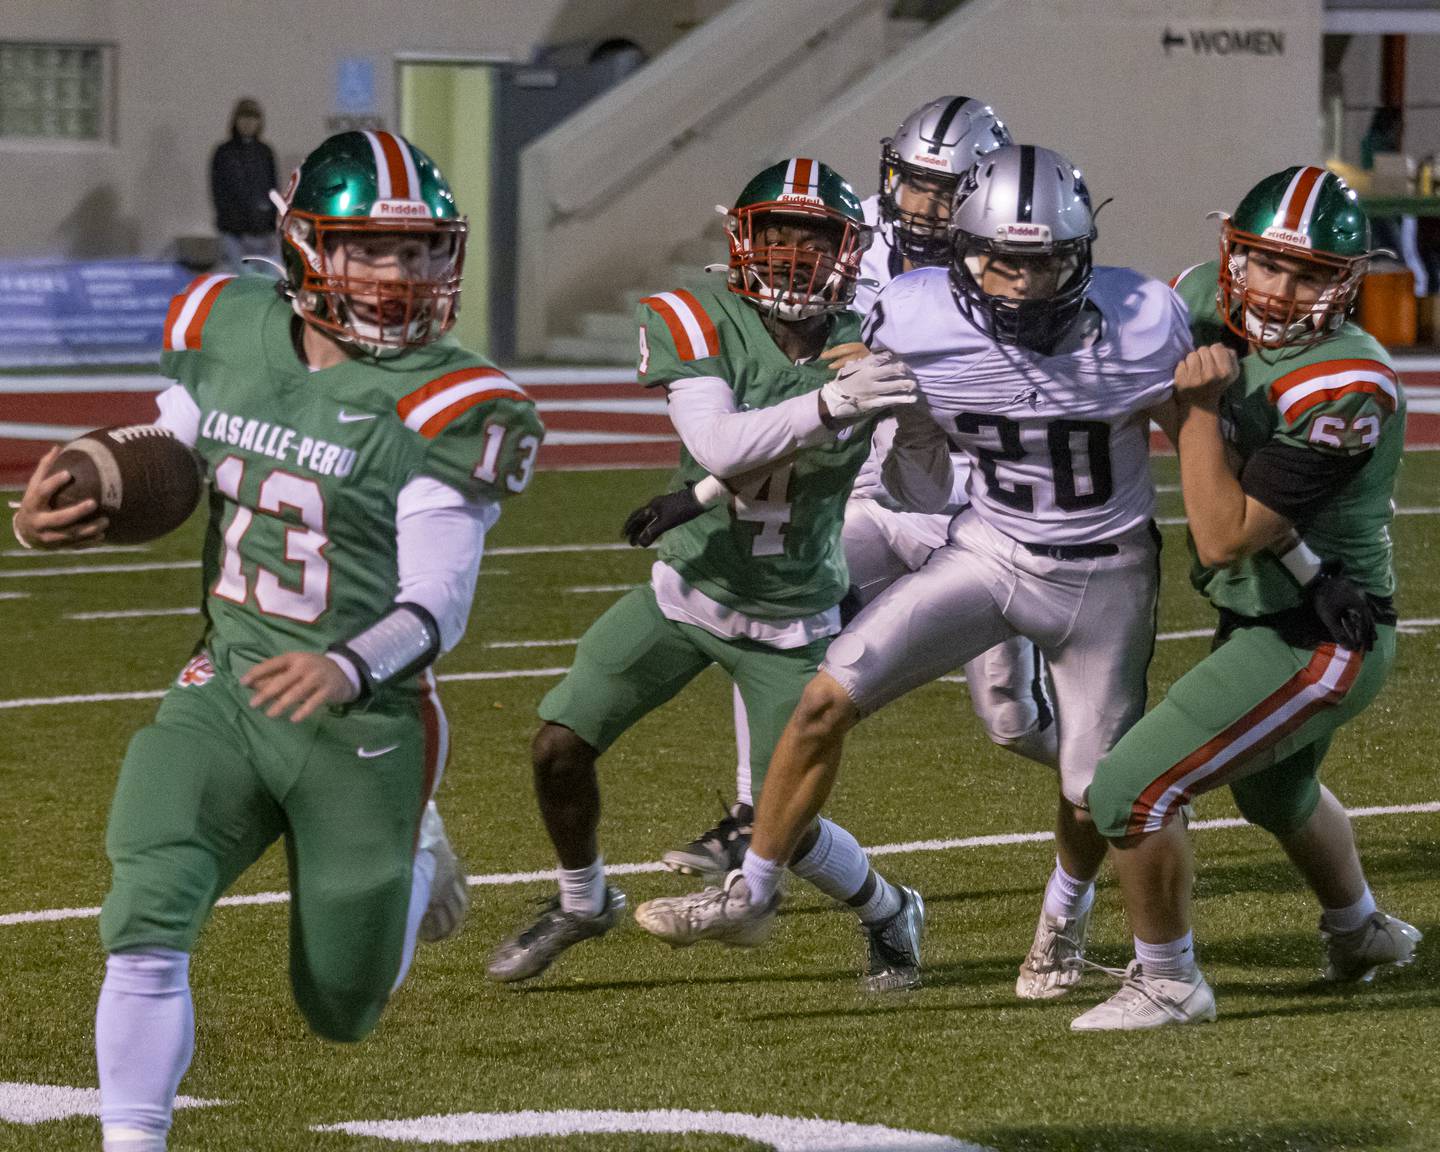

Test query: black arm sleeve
[1239,440,1371,526]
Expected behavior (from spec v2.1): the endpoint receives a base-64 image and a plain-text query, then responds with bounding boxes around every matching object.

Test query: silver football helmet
[948,144,1097,351]
[879,96,1011,264]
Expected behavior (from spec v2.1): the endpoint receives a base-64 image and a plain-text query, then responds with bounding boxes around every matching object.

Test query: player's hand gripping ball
[30,425,203,546]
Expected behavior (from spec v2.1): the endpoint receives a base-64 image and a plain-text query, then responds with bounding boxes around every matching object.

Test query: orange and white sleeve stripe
[162,274,234,352]
[1268,358,1399,424]
[397,366,530,439]
[640,290,720,361]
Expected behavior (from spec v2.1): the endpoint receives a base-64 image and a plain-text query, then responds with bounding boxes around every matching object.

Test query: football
[47,424,204,544]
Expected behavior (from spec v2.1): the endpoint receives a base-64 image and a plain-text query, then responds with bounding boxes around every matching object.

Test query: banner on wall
[0,259,197,368]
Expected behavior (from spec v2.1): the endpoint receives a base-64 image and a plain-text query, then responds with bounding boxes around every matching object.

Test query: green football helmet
[273,130,467,354]
[1217,165,1372,350]
[725,158,872,320]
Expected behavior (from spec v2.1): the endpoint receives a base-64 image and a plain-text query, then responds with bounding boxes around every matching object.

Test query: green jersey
[635,282,872,620]
[160,274,544,683]
[1172,261,1404,615]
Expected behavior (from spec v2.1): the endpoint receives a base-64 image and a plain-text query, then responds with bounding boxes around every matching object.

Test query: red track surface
[3,367,1438,484]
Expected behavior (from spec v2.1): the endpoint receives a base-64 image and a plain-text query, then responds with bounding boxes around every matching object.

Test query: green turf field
[1,457,1437,1152]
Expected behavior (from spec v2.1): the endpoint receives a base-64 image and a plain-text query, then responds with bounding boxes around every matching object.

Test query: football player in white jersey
[635,145,1191,997]
[644,98,1059,885]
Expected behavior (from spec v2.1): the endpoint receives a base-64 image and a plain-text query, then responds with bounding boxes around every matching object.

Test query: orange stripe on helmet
[375,131,411,200]
[792,157,814,196]
[640,295,697,360]
[398,366,507,419]
[418,386,527,439]
[1280,166,1324,232]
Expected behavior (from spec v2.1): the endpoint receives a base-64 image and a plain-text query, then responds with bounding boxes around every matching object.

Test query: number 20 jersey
[865,266,1192,545]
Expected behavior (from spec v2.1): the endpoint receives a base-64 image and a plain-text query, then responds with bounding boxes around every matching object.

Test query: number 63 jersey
[158,275,544,677]
[866,266,1191,544]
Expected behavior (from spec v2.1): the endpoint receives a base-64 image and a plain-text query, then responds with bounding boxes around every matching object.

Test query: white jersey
[865,265,1190,545]
[850,195,969,511]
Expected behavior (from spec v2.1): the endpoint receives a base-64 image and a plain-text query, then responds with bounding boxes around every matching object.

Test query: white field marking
[486,541,634,556]
[542,430,676,446]
[65,606,201,620]
[565,583,638,594]
[5,801,1437,928]
[0,1082,223,1125]
[2,544,150,558]
[483,638,579,649]
[0,591,30,600]
[313,1109,983,1151]
[4,618,1437,712]
[0,560,198,578]
[533,398,666,415]
[1155,507,1440,528]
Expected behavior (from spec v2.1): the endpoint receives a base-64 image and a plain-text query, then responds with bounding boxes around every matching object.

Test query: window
[0,43,112,143]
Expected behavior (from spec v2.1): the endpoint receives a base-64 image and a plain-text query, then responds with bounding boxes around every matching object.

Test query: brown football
[47,425,204,544]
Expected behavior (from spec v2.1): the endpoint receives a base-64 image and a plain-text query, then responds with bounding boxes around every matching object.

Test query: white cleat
[1070,961,1216,1032]
[1321,911,1422,983]
[634,869,779,948]
[418,801,469,942]
[1016,905,1091,1000]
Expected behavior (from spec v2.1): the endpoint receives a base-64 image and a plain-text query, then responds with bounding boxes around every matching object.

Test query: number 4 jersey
[158,274,544,674]
[866,265,1191,544]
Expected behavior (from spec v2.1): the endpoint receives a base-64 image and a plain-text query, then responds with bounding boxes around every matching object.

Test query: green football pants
[538,585,830,792]
[99,656,447,1042]
[1090,623,1395,840]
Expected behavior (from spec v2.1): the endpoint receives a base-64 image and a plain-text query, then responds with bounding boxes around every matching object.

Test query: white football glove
[820,351,918,420]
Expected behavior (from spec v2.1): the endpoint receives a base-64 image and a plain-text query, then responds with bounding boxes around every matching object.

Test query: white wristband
[1277,537,1323,586]
[693,474,729,508]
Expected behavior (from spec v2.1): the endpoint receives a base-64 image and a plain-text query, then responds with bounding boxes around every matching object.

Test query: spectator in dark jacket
[210,97,280,274]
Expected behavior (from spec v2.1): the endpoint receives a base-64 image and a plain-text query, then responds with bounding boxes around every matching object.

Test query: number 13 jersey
[866,265,1191,545]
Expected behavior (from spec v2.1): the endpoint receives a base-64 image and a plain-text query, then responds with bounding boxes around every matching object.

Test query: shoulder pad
[397,365,532,440]
[639,289,721,362]
[162,273,237,352]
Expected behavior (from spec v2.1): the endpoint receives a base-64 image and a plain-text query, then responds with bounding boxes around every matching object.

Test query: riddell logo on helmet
[1262,225,1312,248]
[908,153,950,169]
[371,199,432,219]
[777,193,824,206]
[998,223,1052,243]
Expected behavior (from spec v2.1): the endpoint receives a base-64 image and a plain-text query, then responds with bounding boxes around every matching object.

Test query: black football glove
[1308,559,1376,652]
[621,484,706,548]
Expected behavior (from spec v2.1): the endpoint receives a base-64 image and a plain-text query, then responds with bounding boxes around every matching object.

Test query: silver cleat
[486,886,627,983]
[861,885,925,993]
[1321,911,1422,983]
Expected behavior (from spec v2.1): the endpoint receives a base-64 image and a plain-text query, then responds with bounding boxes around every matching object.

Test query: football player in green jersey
[487,158,952,990]
[1074,167,1420,1031]
[12,130,543,1151]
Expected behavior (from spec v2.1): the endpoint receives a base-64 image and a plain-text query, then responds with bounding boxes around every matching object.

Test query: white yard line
[3,800,1435,928]
[565,583,638,594]
[0,591,31,601]
[65,607,201,621]
[0,560,199,579]
[2,545,150,558]
[5,619,1437,711]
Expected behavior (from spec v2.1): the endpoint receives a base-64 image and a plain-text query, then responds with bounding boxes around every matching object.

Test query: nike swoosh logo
[356,744,400,759]
[337,410,378,423]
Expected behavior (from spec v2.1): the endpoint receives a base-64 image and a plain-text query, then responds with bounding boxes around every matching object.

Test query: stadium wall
[0,0,722,261]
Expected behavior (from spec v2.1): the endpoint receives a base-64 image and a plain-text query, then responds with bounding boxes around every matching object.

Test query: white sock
[1322,885,1378,935]
[103,1128,167,1152]
[391,846,437,992]
[789,817,865,898]
[1134,932,1196,980]
[732,683,753,807]
[741,851,785,906]
[1041,857,1095,922]
[97,949,194,1149]
[558,858,606,917]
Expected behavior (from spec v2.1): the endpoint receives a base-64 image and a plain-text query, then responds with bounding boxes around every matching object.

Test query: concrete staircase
[538,13,928,364]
